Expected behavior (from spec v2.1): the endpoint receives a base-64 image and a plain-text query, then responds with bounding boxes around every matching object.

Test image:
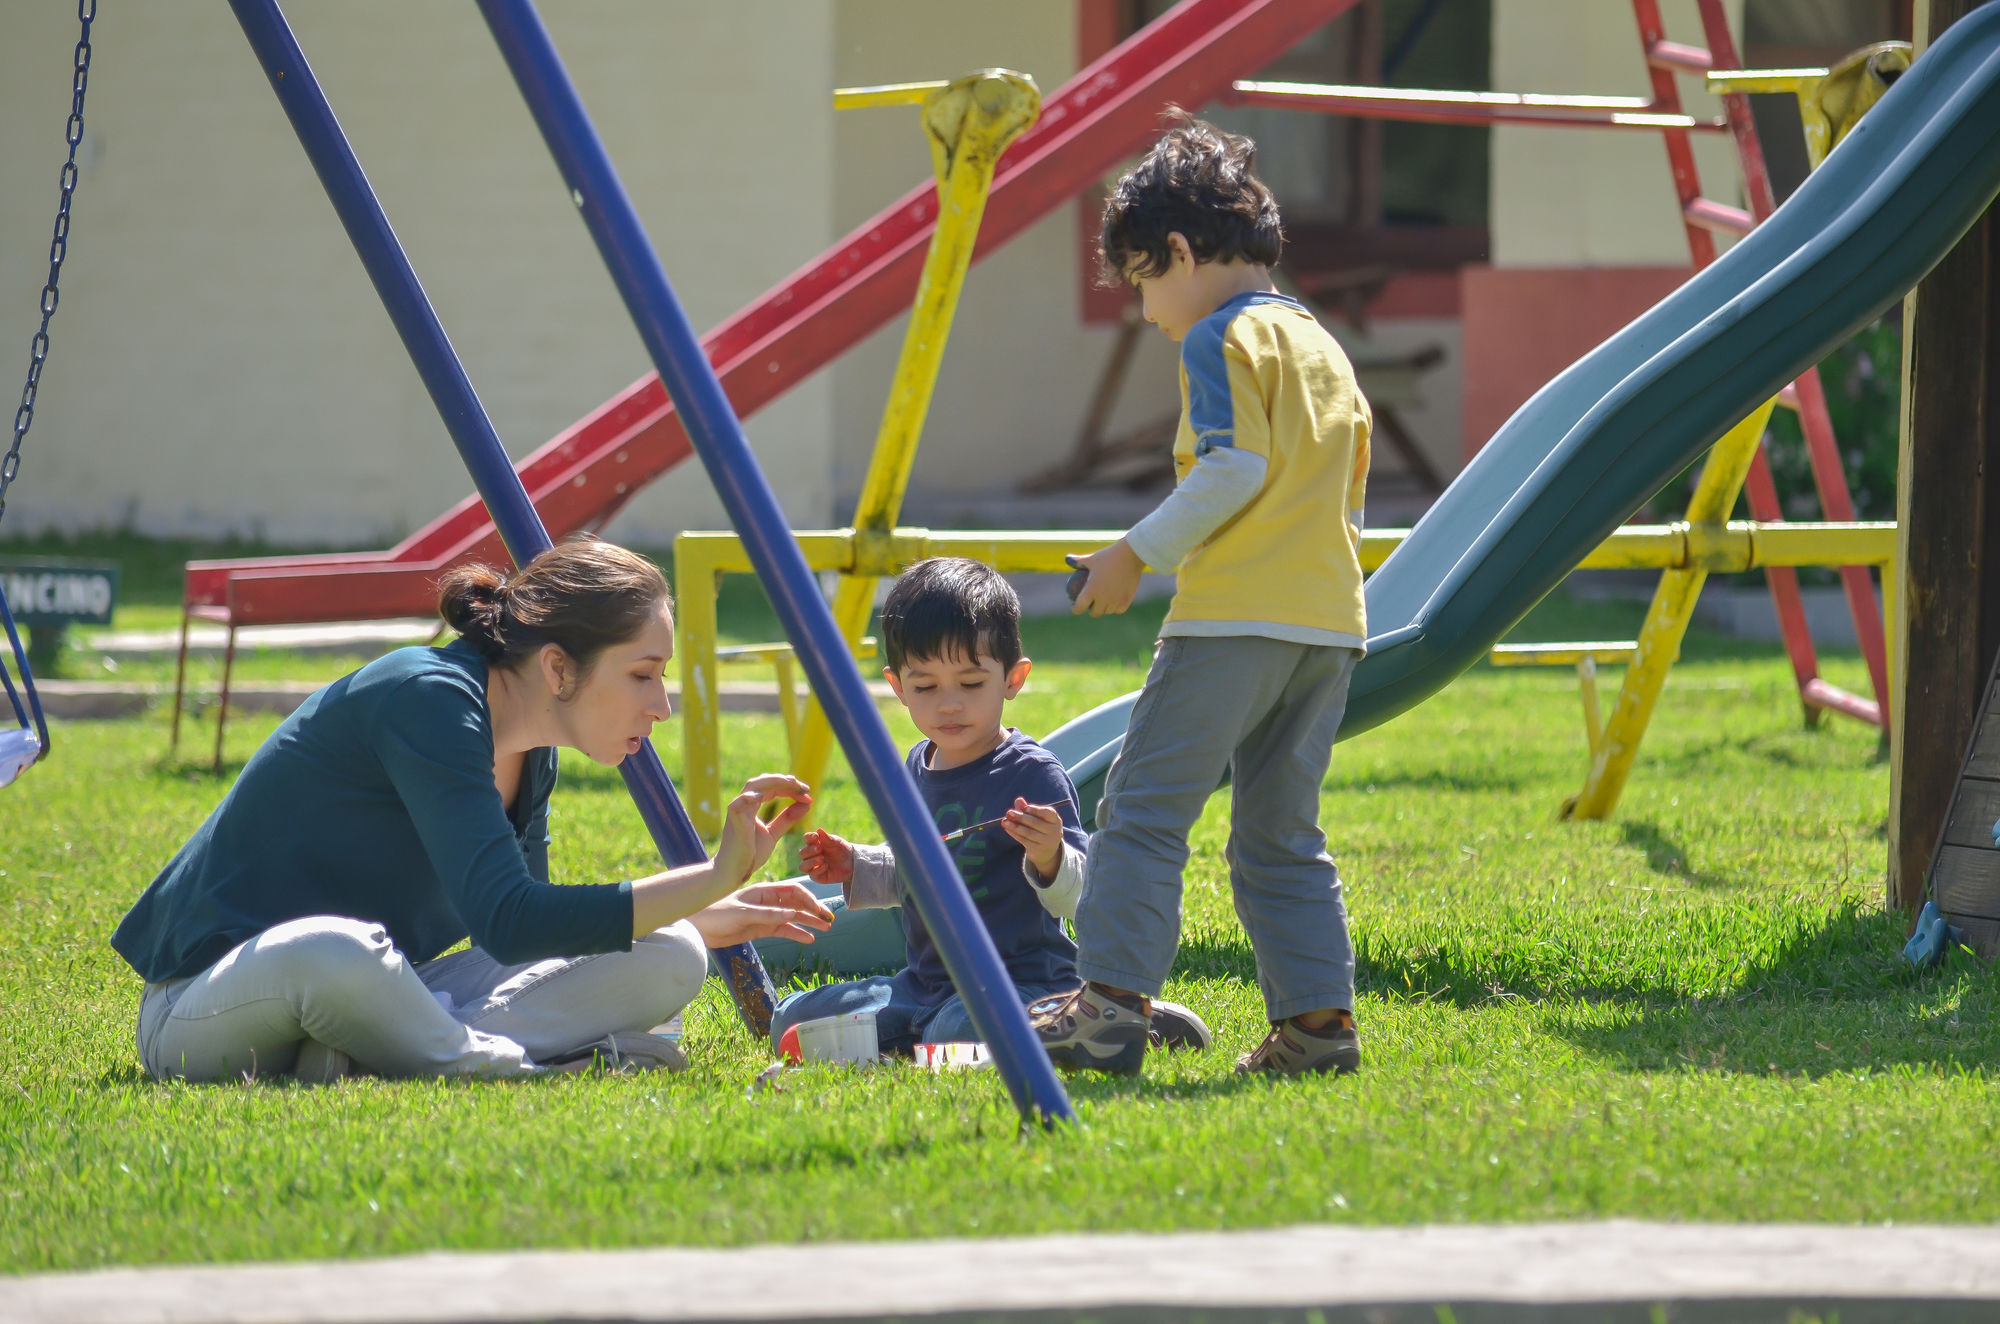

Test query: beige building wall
[0,2,835,546]
[1490,0,1745,267]
[829,0,1185,521]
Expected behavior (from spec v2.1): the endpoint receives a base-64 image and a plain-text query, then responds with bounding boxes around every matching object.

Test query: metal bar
[1699,0,1889,731]
[1227,80,1726,131]
[1646,39,1713,74]
[169,605,192,754]
[224,0,778,1037]
[1567,399,1781,820]
[1632,0,1717,266]
[1683,197,1755,236]
[211,622,237,774]
[834,80,948,109]
[479,0,1074,1127]
[1579,656,1605,755]
[790,71,1041,825]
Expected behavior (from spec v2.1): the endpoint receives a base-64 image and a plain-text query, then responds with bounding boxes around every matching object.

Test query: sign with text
[0,560,119,627]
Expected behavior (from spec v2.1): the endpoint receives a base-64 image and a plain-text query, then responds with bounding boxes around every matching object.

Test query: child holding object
[1037,116,1372,1078]
[771,557,1209,1056]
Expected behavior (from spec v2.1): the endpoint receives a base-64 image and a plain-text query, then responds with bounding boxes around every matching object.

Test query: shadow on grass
[1618,820,1730,888]
[1179,900,2000,1078]
[1324,767,1535,795]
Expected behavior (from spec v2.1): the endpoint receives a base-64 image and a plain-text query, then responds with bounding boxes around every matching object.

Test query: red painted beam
[188,0,1357,624]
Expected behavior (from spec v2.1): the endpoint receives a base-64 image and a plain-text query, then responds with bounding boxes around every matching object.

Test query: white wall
[0,3,835,546]
[1490,0,1746,267]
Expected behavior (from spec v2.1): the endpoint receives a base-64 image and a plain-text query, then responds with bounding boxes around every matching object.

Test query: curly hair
[1099,112,1283,282]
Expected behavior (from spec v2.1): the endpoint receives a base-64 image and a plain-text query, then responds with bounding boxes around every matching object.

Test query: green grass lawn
[3,594,1997,1275]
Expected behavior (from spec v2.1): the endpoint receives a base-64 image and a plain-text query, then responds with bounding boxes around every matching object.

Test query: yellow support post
[786,71,1041,814]
[1564,397,1782,820]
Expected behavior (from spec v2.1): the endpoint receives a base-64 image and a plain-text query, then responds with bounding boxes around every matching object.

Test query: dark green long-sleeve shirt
[112,640,634,982]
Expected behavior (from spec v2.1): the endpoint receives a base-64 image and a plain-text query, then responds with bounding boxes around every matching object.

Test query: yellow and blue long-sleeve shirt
[1126,290,1371,649]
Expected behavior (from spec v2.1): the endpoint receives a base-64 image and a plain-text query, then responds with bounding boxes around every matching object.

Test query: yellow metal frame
[677,518,1897,834]
[1708,42,1913,169]
[674,66,1043,836]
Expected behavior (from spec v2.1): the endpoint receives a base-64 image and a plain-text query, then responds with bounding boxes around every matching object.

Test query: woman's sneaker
[292,1038,351,1085]
[1030,984,1151,1075]
[1234,1012,1360,1077]
[545,1031,689,1075]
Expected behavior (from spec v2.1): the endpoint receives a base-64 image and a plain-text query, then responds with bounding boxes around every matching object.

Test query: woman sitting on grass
[110,536,829,1082]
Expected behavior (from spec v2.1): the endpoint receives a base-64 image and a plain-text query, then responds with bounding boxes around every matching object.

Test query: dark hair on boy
[880,557,1023,674]
[438,533,670,680]
[1099,112,1283,283]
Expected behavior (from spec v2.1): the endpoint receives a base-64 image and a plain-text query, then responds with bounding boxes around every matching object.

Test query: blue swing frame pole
[224,0,780,1038]
[476,0,1075,1126]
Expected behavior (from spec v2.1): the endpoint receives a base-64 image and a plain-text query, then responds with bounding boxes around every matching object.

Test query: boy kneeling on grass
[769,557,1208,1056]
[1036,115,1372,1078]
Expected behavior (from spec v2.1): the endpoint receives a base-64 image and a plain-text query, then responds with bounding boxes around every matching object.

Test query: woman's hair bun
[436,563,510,659]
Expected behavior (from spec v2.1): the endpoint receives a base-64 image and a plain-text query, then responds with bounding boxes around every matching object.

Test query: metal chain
[2,0,96,528]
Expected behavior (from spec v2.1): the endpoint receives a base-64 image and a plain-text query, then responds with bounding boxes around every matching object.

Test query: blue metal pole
[224,0,779,1038]
[476,0,1075,1126]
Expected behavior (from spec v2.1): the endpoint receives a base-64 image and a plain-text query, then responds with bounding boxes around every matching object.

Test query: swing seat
[0,726,41,790]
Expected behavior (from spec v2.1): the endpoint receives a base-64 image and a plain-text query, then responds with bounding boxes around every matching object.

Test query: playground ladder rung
[1684,197,1756,236]
[1647,39,1713,74]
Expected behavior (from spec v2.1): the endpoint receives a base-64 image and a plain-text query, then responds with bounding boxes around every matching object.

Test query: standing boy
[1035,116,1371,1077]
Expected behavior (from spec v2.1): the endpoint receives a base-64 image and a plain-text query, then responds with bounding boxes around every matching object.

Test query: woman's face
[548,601,675,765]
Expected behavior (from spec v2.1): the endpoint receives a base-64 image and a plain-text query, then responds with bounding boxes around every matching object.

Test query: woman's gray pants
[1076,636,1359,1021]
[135,916,708,1081]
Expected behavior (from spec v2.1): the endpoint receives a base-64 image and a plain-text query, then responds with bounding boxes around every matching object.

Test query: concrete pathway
[8,1222,2000,1323]
[85,619,441,660]
[33,678,870,721]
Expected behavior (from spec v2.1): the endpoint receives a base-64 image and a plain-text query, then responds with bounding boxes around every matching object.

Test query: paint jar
[649,1011,684,1044]
[793,1011,879,1065]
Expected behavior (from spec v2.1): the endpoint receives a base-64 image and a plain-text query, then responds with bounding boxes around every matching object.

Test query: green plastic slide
[1052,8,2000,821]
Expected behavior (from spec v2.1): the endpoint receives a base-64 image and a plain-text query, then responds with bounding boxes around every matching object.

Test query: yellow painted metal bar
[1489,642,1639,668]
[676,516,1895,834]
[1566,398,1782,821]
[1705,68,1828,95]
[789,70,1041,812]
[833,80,950,110]
[1578,656,1605,756]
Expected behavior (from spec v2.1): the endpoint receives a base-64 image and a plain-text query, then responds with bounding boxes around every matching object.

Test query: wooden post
[1887,0,2000,913]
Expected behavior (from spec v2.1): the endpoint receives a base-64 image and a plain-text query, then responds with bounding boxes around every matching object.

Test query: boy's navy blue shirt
[898,728,1086,1003]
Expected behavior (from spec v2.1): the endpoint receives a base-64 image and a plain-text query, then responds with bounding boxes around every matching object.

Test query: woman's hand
[689,881,835,948]
[712,774,813,888]
[1071,538,1145,617]
[1002,797,1066,881]
[798,828,855,886]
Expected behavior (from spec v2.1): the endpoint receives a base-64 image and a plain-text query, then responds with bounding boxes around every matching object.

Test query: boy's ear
[1004,656,1032,699]
[1167,231,1194,271]
[882,666,905,703]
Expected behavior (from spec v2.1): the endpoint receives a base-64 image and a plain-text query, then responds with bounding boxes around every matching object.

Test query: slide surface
[1051,8,2000,815]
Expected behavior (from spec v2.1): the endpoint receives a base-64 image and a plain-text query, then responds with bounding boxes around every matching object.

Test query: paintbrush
[939,799,1077,844]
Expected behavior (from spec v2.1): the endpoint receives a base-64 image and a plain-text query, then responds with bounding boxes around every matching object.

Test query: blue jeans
[769,968,1073,1054]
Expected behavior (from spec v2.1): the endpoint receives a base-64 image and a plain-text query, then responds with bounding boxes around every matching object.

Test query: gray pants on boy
[1076,635,1358,1021]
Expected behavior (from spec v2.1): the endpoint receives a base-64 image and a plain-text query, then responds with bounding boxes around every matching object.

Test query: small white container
[794,1011,879,1065]
[910,1041,992,1071]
